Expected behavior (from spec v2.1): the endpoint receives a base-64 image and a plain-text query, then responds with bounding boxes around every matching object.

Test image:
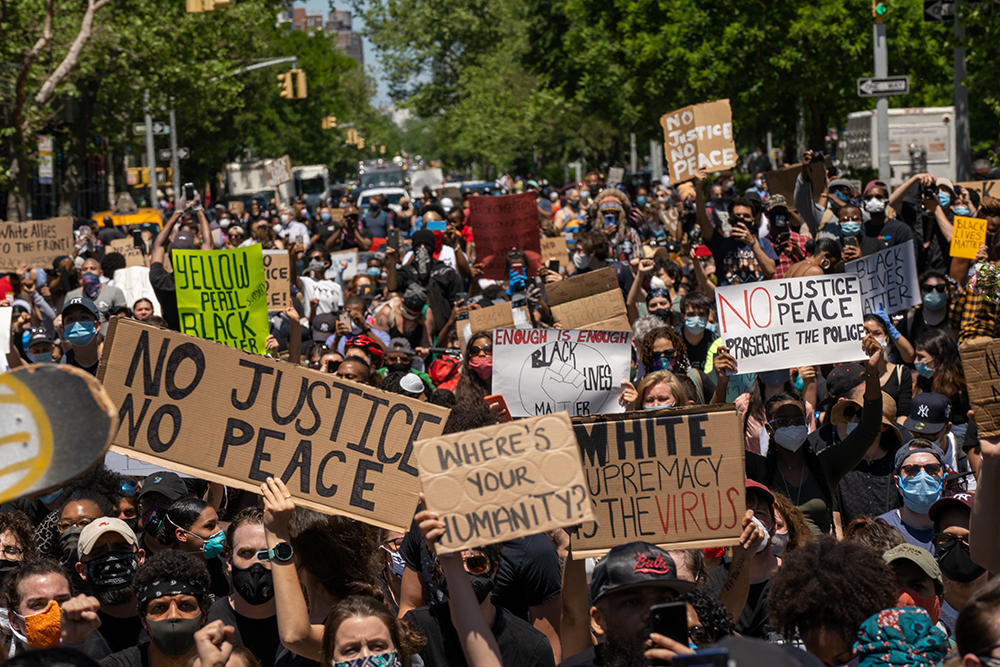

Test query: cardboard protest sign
[108,239,145,267]
[0,364,117,504]
[714,275,867,375]
[97,318,451,531]
[173,245,269,354]
[956,180,1000,200]
[493,329,631,418]
[570,405,745,557]
[959,338,1000,438]
[845,240,919,314]
[265,155,293,187]
[951,216,987,259]
[113,267,161,317]
[607,167,625,186]
[227,201,245,216]
[468,302,532,333]
[764,161,827,211]
[660,100,736,183]
[540,236,570,268]
[415,412,595,554]
[468,192,541,280]
[263,249,290,312]
[544,267,630,331]
[0,218,74,271]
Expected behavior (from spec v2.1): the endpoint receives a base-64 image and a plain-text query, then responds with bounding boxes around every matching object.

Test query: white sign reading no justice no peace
[714,275,867,375]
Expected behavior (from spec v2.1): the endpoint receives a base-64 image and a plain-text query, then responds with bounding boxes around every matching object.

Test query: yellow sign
[951,216,987,260]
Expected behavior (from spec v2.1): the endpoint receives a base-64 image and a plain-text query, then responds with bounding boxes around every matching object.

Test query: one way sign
[857,76,909,97]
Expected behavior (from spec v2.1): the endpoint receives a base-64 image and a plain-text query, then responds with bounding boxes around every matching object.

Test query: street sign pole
[873,23,890,183]
[144,90,158,210]
[170,107,181,199]
[954,0,971,180]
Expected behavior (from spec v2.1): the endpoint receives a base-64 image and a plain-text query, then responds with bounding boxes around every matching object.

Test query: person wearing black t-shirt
[207,508,281,667]
[148,192,214,331]
[76,517,149,653]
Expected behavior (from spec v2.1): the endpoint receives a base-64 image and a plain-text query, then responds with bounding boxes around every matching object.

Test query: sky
[300,0,392,107]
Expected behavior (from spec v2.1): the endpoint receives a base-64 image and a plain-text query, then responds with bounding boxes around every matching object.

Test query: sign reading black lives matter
[570,406,745,558]
[845,240,920,315]
[714,275,867,375]
[493,329,632,418]
[97,318,451,531]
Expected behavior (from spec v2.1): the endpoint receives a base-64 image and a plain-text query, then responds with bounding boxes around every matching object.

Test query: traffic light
[293,69,307,98]
[357,137,365,149]
[278,71,293,99]
[380,145,386,155]
[872,0,888,21]
[322,115,337,129]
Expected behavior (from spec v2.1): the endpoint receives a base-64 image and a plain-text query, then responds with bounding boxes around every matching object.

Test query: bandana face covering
[13,599,61,648]
[333,650,401,667]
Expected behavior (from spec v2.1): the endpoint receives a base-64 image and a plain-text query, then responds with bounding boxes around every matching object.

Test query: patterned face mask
[333,650,401,667]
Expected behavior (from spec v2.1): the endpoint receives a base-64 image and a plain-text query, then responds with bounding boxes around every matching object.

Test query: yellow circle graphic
[0,373,54,504]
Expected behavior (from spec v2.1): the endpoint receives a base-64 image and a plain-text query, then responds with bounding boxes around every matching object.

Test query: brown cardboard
[96,318,450,531]
[329,208,345,222]
[468,301,531,335]
[544,267,630,331]
[263,250,290,312]
[950,216,987,259]
[540,236,570,268]
[0,218,74,271]
[228,201,245,216]
[0,364,117,504]
[265,155,293,187]
[956,179,1000,199]
[764,161,827,211]
[660,100,737,183]
[570,405,745,558]
[960,338,1000,438]
[415,412,595,554]
[468,192,541,280]
[108,239,145,267]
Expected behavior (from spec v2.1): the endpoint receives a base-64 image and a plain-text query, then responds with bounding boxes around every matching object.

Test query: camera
[683,201,696,213]
[921,184,939,198]
[772,213,789,229]
[810,151,824,162]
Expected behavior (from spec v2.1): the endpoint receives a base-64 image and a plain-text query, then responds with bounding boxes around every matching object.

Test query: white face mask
[865,198,886,214]
[280,214,290,224]
[773,425,809,451]
[875,336,889,356]
[650,276,667,291]
[272,223,283,233]
[749,516,771,553]
[220,218,230,229]
[572,252,592,270]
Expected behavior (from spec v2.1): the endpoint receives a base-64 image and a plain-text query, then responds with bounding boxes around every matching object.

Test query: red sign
[468,192,541,280]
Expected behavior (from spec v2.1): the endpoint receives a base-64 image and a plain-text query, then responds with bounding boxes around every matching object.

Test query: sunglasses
[463,553,491,575]
[922,284,947,293]
[932,532,969,550]
[769,416,806,429]
[900,463,943,478]
[689,625,715,646]
[652,349,676,359]
[840,405,861,420]
[469,344,493,355]
[840,216,862,222]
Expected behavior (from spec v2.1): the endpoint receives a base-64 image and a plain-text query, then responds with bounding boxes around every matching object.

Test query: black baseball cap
[27,329,55,348]
[589,542,695,604]
[137,471,188,502]
[62,296,99,319]
[312,313,337,342]
[893,441,947,474]
[826,363,865,398]
[904,392,951,433]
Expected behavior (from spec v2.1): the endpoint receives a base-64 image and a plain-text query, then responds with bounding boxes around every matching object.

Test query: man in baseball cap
[883,543,944,625]
[878,440,948,554]
[136,472,189,555]
[61,296,102,375]
[902,392,970,482]
[929,492,987,633]
[587,542,697,666]
[75,517,146,651]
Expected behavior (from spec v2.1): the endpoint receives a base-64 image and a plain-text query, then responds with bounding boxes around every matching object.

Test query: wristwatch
[257,542,294,562]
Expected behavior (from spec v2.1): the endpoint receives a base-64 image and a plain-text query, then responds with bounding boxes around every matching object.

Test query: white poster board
[410,168,444,194]
[714,275,867,375]
[327,249,360,282]
[493,329,631,418]
[113,266,161,317]
[845,240,920,315]
[0,307,11,373]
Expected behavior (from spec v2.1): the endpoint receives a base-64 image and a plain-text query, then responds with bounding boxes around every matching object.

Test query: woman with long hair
[322,596,425,667]
[454,331,492,407]
[619,370,689,410]
[864,313,912,420]
[914,327,973,443]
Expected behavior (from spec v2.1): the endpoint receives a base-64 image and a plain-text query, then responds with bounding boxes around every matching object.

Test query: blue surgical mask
[705,322,716,334]
[937,192,951,208]
[832,190,850,203]
[39,488,63,504]
[636,196,648,206]
[685,316,707,335]
[201,530,226,559]
[65,321,97,347]
[898,470,942,514]
[643,402,673,410]
[915,361,936,378]
[954,206,970,216]
[923,291,946,310]
[28,351,53,364]
[367,266,382,278]
[793,375,805,393]
[841,222,862,237]
[321,213,332,222]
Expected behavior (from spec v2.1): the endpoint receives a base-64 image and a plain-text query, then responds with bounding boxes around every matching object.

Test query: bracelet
[865,371,879,378]
[60,638,86,648]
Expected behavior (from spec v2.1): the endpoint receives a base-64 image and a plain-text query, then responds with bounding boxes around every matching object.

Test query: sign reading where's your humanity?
[570,405,745,558]
[174,245,269,354]
[97,318,451,531]
[714,275,867,375]
[415,412,596,554]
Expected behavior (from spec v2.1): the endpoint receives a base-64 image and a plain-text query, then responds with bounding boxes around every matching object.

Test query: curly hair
[132,549,212,616]
[682,587,735,642]
[771,492,813,554]
[455,331,492,407]
[3,558,69,613]
[0,511,39,561]
[323,596,426,667]
[638,326,690,373]
[767,537,896,643]
[843,516,905,555]
[289,509,384,603]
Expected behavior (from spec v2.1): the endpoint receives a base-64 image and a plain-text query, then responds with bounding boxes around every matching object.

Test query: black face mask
[439,570,495,604]
[87,552,139,589]
[231,563,275,606]
[386,362,410,374]
[0,559,21,589]
[59,527,83,564]
[937,541,986,583]
[649,308,672,322]
[146,613,201,656]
